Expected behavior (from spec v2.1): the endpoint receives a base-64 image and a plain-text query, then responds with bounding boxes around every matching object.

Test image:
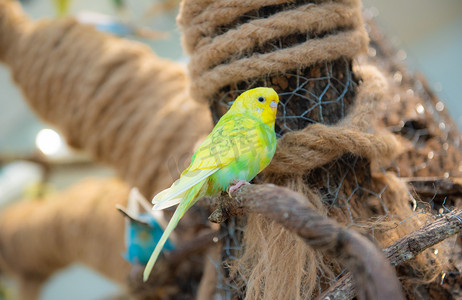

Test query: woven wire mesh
[213,58,356,137]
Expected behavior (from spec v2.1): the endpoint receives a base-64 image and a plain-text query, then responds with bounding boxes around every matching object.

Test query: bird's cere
[270,100,278,113]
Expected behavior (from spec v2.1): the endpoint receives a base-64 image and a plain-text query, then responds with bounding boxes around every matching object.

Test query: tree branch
[200,184,404,300]
[318,209,462,300]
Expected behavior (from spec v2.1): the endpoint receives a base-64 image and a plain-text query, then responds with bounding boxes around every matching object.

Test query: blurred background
[0,0,461,299]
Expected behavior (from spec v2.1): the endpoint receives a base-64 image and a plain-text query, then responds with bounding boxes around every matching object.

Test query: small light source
[416,104,425,114]
[36,129,63,156]
[435,101,444,111]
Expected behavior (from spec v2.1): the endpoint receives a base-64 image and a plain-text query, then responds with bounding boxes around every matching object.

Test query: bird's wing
[187,114,264,171]
[152,168,219,210]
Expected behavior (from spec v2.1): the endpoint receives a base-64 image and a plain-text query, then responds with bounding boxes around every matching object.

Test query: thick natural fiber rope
[179,0,369,104]
[0,179,131,299]
[266,123,399,174]
[192,30,366,103]
[189,2,363,77]
[0,1,212,198]
[180,0,291,52]
[180,0,359,52]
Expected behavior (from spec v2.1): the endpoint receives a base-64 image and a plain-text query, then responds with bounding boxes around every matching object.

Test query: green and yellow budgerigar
[143,87,279,281]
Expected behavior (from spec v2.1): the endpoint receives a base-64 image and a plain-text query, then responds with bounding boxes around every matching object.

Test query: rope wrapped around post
[201,184,404,300]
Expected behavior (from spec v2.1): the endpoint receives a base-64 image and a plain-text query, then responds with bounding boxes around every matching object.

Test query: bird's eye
[257,96,265,103]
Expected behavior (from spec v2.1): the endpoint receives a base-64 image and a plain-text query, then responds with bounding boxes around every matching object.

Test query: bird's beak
[270,100,278,114]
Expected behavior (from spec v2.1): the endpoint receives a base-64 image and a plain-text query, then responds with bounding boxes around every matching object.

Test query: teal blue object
[94,23,133,37]
[123,213,175,265]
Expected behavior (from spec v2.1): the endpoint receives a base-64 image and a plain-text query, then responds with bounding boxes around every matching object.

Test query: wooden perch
[318,209,462,300]
[201,184,404,300]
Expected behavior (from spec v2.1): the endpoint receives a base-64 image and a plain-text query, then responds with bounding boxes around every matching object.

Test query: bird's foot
[228,180,250,197]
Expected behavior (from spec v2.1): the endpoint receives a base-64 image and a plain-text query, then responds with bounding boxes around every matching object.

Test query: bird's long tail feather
[143,181,206,281]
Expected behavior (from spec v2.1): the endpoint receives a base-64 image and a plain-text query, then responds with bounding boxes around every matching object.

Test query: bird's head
[229,87,279,127]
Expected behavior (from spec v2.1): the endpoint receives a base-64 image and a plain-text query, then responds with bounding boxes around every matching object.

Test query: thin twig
[164,230,219,266]
[318,209,462,300]
[200,184,404,300]
[405,177,462,198]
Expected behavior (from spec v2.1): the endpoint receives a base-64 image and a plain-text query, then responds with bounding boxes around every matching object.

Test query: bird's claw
[228,180,250,197]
